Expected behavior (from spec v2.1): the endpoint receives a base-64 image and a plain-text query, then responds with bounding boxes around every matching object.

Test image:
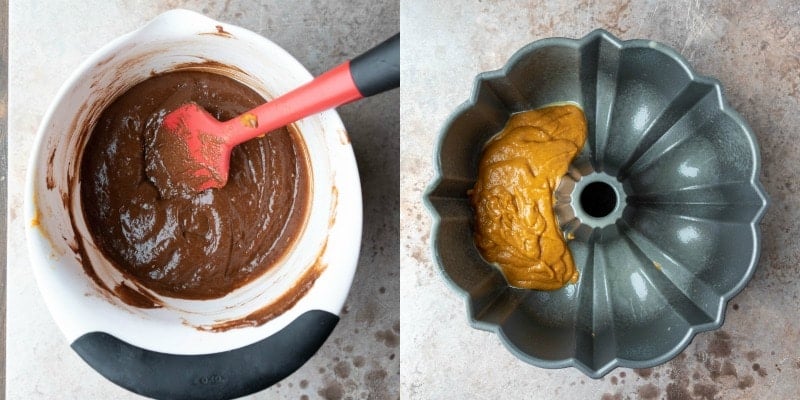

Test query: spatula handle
[225,33,400,146]
[350,33,400,97]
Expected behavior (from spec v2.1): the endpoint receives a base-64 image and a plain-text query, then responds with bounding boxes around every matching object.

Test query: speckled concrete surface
[7,1,398,399]
[400,1,800,399]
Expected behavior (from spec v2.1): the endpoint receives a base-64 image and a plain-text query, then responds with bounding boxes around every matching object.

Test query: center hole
[580,182,617,218]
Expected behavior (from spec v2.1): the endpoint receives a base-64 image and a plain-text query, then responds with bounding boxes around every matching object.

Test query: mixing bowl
[25,9,362,398]
[426,29,768,378]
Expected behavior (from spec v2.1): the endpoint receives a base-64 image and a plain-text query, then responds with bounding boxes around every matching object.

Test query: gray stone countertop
[400,1,800,399]
[7,1,398,399]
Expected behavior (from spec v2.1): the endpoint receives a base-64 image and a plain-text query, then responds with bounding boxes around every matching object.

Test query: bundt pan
[425,29,769,378]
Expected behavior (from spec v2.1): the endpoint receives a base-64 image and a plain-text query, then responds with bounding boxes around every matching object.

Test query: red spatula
[145,33,399,198]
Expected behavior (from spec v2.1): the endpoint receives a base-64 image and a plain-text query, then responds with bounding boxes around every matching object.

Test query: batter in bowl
[80,71,311,300]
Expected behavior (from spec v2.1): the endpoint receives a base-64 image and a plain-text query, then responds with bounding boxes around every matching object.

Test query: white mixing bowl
[25,9,362,398]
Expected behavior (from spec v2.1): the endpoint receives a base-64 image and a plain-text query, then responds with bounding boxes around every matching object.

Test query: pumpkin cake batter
[469,104,586,290]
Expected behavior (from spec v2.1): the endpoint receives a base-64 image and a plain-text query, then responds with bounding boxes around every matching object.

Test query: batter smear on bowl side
[469,104,587,290]
[80,71,311,300]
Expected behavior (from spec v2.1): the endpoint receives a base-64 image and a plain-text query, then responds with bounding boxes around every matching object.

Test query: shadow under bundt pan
[425,29,769,378]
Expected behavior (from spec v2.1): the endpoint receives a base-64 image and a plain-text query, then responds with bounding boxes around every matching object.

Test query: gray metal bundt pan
[424,29,769,378]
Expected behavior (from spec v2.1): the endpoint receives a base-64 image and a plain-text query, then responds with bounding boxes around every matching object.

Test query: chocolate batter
[80,71,311,300]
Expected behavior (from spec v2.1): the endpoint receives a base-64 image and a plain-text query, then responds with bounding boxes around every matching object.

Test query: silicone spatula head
[145,103,236,199]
